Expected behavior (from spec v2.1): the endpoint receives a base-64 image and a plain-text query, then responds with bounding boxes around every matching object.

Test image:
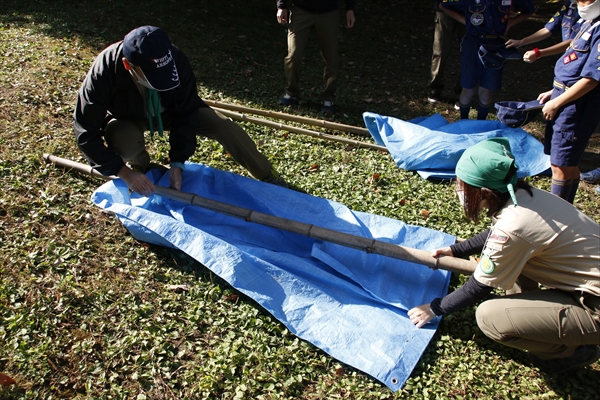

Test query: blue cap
[478,44,521,69]
[122,26,180,91]
[495,100,543,128]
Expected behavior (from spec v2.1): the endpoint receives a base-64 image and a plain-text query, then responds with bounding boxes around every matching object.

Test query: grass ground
[0,0,599,399]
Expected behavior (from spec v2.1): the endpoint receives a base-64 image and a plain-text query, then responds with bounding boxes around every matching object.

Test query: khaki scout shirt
[474,187,600,296]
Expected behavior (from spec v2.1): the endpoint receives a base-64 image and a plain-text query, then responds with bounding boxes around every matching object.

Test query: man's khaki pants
[104,107,272,180]
[476,289,600,360]
[284,6,339,102]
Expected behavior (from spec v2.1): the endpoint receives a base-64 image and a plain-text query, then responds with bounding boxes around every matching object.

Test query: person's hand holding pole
[118,165,156,197]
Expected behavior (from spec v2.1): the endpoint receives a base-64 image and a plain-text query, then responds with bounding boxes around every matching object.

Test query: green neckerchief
[146,89,163,140]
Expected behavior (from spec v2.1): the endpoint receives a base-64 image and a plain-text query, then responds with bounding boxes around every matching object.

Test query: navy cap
[495,100,543,128]
[122,26,180,91]
[478,44,521,69]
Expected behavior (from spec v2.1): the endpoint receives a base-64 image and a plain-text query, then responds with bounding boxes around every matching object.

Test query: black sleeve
[74,46,127,176]
[430,275,493,316]
[450,229,490,259]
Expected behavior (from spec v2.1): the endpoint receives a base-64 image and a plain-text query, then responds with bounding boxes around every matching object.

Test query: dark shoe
[427,90,442,104]
[580,167,600,184]
[320,101,335,114]
[454,101,460,111]
[278,94,298,106]
[262,169,288,188]
[528,345,600,374]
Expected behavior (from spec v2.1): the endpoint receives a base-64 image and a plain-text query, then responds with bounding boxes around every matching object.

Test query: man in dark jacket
[276,0,355,114]
[74,26,286,196]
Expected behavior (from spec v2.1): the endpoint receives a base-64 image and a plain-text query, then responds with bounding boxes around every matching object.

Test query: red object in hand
[533,48,541,59]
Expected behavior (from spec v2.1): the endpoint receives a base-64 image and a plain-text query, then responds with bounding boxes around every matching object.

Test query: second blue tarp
[363,112,551,180]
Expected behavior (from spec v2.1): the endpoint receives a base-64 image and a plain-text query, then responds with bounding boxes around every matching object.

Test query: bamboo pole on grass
[43,154,476,276]
[203,99,371,136]
[213,107,388,153]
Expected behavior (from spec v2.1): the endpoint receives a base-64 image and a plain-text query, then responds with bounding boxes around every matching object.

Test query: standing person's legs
[315,9,340,102]
[429,11,456,95]
[284,7,315,99]
[544,89,597,203]
[476,289,600,361]
[195,107,273,180]
[457,36,481,119]
[104,119,150,168]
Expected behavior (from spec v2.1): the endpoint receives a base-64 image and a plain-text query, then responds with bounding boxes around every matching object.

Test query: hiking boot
[528,345,600,374]
[320,100,335,115]
[580,167,600,184]
[278,94,298,106]
[262,169,288,188]
[427,90,442,104]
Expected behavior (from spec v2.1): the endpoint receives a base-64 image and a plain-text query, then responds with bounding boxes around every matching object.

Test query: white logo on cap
[153,49,173,69]
[171,65,179,82]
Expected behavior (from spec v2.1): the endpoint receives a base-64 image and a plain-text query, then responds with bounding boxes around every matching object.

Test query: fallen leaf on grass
[166,284,189,291]
[223,294,239,302]
[0,373,16,386]
[420,209,431,219]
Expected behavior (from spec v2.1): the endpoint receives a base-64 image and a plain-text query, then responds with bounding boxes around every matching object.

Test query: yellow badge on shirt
[479,255,495,274]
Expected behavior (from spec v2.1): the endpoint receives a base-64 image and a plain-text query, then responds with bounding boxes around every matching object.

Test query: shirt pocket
[571,36,590,52]
[497,0,512,14]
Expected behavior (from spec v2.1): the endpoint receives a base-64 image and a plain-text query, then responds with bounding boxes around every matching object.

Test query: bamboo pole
[203,99,371,136]
[213,107,388,153]
[43,154,476,276]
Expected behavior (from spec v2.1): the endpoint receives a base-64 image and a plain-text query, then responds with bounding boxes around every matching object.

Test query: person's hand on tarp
[408,303,436,328]
[169,165,183,191]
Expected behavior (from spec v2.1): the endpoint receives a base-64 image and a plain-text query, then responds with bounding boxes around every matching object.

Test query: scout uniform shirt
[442,0,537,38]
[554,16,600,89]
[545,0,581,41]
[474,187,600,296]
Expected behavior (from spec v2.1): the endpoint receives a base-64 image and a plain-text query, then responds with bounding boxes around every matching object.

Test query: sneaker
[580,167,600,184]
[528,345,600,374]
[262,169,289,188]
[595,186,600,195]
[427,90,442,104]
[320,101,335,114]
[278,94,298,106]
[454,101,461,111]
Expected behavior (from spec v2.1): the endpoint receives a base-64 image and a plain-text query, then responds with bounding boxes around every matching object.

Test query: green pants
[284,6,339,102]
[476,289,600,360]
[104,107,272,180]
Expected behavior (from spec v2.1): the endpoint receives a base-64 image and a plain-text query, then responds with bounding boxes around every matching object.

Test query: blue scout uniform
[545,0,580,41]
[544,17,600,167]
[442,0,537,91]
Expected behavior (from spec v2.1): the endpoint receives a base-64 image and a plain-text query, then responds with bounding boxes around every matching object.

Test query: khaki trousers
[284,6,339,101]
[104,107,272,180]
[428,10,461,91]
[476,289,600,360]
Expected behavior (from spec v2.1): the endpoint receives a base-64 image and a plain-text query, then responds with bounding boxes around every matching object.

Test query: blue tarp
[91,163,456,391]
[363,112,551,180]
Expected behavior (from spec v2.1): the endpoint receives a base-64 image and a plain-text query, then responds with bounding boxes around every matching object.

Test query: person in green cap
[408,138,600,374]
